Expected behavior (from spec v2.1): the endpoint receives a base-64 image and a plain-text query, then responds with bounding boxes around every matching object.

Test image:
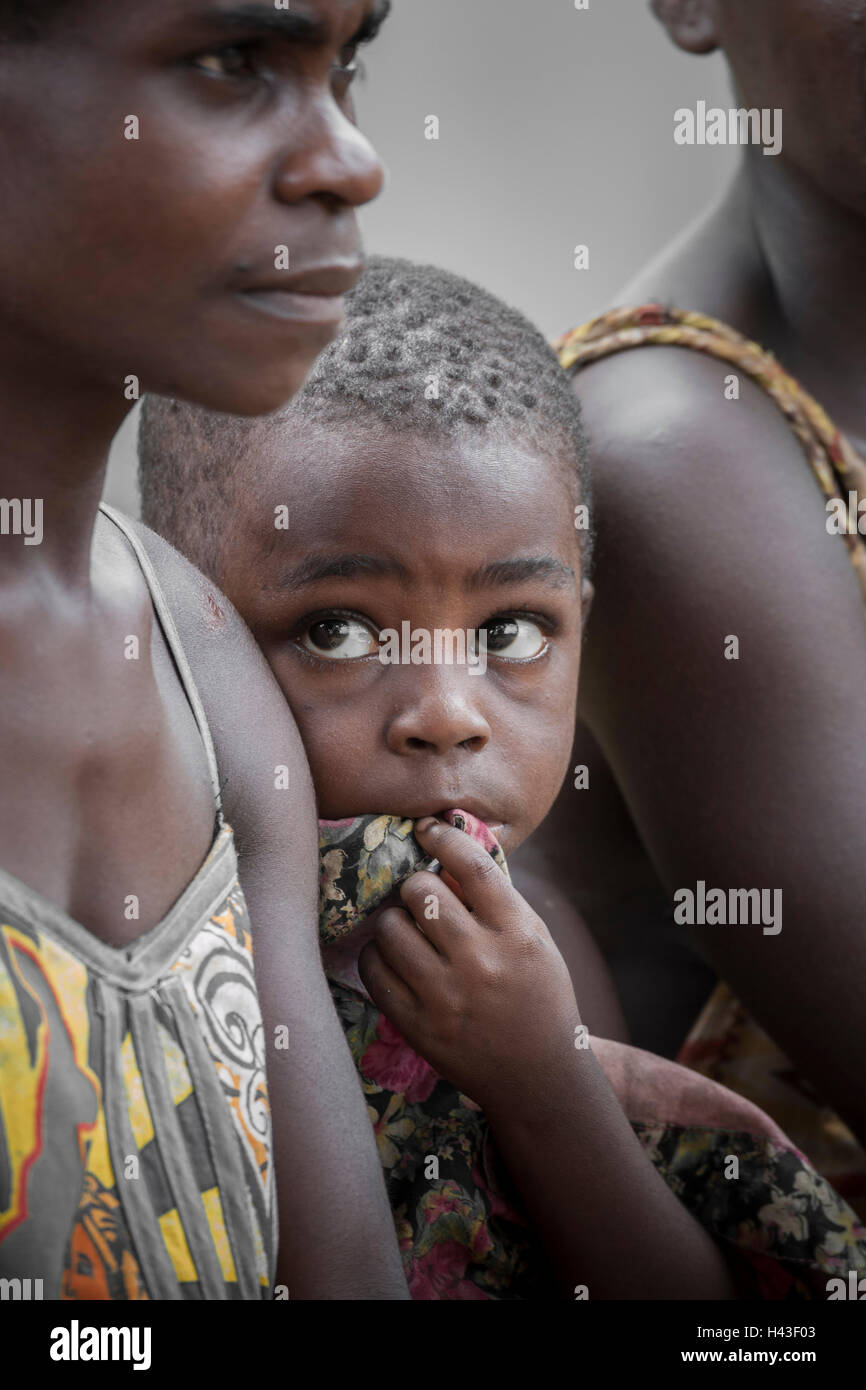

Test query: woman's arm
[571,346,866,1148]
[136,523,409,1300]
[360,819,739,1300]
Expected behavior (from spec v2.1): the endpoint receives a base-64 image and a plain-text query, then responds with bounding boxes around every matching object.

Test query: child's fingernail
[415,817,438,834]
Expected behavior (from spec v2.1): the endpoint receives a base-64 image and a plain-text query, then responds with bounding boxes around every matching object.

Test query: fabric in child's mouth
[318,809,508,947]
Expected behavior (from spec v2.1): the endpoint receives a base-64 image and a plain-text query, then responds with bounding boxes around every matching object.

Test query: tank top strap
[98,502,223,816]
[553,304,866,606]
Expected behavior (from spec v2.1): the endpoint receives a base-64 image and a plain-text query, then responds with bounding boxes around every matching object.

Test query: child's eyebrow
[469,557,577,590]
[275,553,577,590]
[190,1,391,46]
[276,552,408,587]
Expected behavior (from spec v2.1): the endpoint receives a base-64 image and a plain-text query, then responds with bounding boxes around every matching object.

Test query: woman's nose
[385,683,492,756]
[273,96,386,209]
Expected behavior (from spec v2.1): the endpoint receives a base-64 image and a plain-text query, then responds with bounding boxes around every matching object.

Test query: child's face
[222,422,585,855]
[0,0,386,415]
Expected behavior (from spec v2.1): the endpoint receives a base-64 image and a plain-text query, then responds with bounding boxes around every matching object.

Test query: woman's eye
[333,43,362,83]
[192,46,258,79]
[480,617,547,659]
[300,618,378,660]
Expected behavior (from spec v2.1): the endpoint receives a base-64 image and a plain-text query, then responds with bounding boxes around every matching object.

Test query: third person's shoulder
[572,339,808,497]
[567,338,842,577]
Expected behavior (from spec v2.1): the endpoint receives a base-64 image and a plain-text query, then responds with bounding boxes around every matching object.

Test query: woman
[0,0,408,1299]
[529,0,866,1217]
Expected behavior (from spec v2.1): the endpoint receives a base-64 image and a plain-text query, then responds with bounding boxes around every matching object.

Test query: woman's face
[656,0,866,216]
[0,0,388,415]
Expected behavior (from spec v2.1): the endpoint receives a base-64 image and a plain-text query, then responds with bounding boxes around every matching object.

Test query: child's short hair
[139,255,592,579]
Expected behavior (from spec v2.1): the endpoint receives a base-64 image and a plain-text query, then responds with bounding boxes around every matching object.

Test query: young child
[139,256,866,1300]
[0,0,408,1301]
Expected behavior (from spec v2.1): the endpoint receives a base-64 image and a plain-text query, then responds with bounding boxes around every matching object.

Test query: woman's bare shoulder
[128,518,316,866]
[574,339,808,497]
[570,339,857,602]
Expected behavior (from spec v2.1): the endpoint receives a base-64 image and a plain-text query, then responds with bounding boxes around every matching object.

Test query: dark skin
[0,0,409,1298]
[217,419,739,1298]
[225,424,586,850]
[531,0,866,1145]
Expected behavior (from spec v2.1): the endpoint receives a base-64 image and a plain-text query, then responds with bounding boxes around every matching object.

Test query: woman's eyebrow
[192,1,391,46]
[469,557,577,590]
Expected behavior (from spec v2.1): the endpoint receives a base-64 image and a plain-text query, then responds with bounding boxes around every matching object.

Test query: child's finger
[398,870,474,960]
[373,904,444,991]
[413,818,516,926]
[358,936,418,1017]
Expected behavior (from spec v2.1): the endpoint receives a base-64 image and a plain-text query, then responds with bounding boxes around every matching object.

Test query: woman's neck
[621,159,866,448]
[0,343,131,587]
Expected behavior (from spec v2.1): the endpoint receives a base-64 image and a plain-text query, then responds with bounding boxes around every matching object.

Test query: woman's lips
[237,288,347,325]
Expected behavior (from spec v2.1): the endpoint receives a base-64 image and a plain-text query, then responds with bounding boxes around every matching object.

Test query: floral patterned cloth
[319,812,866,1299]
[554,306,866,1222]
[320,810,507,947]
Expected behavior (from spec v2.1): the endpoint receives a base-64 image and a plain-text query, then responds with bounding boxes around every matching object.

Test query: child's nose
[385,686,491,756]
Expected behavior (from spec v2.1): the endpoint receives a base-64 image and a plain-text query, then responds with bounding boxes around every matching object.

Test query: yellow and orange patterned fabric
[0,505,276,1299]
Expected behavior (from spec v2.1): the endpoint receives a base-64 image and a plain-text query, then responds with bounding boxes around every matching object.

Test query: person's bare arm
[572,345,866,1147]
[135,523,408,1300]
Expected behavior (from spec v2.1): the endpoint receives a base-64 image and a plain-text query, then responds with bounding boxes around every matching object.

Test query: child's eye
[191,45,260,80]
[300,618,378,660]
[480,617,548,660]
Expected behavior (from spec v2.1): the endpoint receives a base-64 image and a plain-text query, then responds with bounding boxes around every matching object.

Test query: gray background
[104,0,737,514]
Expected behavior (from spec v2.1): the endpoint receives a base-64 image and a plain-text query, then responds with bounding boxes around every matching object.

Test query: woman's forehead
[3,0,384,43]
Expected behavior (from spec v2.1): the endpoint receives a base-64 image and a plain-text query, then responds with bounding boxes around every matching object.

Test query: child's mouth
[318,809,511,991]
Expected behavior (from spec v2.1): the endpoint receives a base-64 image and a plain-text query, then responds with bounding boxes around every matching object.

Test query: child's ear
[650,0,720,56]
[580,578,594,626]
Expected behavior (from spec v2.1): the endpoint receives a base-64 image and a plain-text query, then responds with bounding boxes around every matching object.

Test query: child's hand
[358,817,582,1115]
[360,817,741,1301]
